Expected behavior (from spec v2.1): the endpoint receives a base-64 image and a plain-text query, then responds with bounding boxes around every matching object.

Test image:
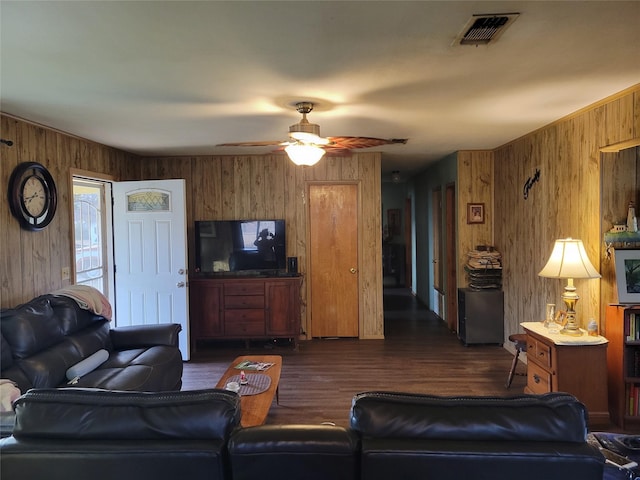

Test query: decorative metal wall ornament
[523,168,540,200]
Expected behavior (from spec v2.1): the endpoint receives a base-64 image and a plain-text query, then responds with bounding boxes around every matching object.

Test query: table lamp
[538,238,601,335]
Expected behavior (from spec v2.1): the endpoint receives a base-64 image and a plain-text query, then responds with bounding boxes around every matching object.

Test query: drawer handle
[533,374,541,384]
[538,351,545,357]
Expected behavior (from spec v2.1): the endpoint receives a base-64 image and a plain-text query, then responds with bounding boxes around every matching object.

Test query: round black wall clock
[8,161,58,231]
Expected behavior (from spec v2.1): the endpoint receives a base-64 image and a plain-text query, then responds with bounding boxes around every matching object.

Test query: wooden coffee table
[215,354,282,427]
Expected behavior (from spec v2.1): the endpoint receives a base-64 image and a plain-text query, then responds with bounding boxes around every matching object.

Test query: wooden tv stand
[189,275,302,351]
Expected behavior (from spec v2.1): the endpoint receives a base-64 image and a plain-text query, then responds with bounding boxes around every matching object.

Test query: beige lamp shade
[538,238,601,279]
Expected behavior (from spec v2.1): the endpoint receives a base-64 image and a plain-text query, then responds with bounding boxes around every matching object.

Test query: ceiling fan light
[285,144,326,166]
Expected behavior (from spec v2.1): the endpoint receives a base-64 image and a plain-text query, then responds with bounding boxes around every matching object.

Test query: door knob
[176,281,185,288]
[178,268,185,275]
[350,268,357,274]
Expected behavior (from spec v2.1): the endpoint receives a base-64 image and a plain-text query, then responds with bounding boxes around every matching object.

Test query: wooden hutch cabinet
[521,322,609,427]
[189,276,302,351]
[606,304,640,430]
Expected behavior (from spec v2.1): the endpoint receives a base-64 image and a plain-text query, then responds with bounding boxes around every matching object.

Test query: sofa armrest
[109,323,181,349]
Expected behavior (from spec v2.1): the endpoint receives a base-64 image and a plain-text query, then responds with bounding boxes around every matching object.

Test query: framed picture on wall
[467,203,485,224]
[614,249,640,303]
[388,209,401,235]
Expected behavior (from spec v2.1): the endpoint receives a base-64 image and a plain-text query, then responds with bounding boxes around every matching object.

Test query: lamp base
[560,325,584,336]
[560,280,584,336]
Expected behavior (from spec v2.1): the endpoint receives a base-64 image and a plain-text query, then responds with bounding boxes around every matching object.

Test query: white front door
[112,179,189,360]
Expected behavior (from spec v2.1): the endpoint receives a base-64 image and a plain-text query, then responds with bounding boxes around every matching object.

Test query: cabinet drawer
[527,336,552,369]
[225,310,265,335]
[225,283,264,296]
[527,361,552,394]
[225,295,265,309]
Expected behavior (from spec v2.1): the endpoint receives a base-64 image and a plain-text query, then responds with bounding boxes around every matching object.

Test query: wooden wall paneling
[494,86,640,343]
[292,163,308,337]
[493,145,515,337]
[456,151,494,289]
[537,127,559,321]
[635,90,640,134]
[341,156,359,181]
[456,152,472,288]
[221,157,236,219]
[605,96,635,144]
[140,156,159,180]
[359,153,384,338]
[324,156,342,181]
[0,114,140,307]
[44,128,67,291]
[1,116,21,304]
[248,156,265,218]
[302,159,323,182]
[197,156,222,219]
[22,124,47,298]
[263,155,285,219]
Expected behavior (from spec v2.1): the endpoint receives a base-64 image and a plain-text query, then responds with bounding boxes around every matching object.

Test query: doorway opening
[71,175,115,309]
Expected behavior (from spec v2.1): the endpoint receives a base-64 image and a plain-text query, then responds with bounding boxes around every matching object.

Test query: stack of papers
[234,360,274,371]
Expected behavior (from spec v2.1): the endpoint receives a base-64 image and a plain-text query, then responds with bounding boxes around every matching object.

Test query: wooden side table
[521,322,609,427]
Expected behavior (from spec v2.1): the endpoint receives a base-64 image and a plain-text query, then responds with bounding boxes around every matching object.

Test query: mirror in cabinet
[600,141,640,321]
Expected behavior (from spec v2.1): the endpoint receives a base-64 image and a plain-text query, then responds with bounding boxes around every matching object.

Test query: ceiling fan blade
[217,140,285,147]
[326,137,408,150]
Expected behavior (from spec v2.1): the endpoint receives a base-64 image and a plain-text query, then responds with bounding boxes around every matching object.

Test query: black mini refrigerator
[457,288,504,346]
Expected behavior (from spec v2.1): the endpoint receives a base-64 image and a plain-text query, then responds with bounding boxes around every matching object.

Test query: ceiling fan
[217,102,408,166]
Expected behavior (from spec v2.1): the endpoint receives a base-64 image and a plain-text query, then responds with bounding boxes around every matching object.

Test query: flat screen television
[195,219,286,275]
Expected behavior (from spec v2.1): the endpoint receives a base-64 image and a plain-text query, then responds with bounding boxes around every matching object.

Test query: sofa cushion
[6,322,112,391]
[0,297,63,359]
[12,388,241,440]
[350,391,588,443]
[71,346,183,391]
[229,424,360,480]
[47,295,105,335]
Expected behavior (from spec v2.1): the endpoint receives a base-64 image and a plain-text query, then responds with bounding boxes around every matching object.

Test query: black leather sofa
[1,294,183,394]
[0,389,605,480]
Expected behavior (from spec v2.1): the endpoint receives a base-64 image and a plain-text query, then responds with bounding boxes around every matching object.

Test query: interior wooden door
[309,183,359,338]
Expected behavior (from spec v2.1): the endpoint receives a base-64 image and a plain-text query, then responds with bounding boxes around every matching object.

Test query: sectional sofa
[0,389,605,480]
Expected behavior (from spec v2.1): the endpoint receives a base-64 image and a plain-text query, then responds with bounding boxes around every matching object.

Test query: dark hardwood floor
[182,287,525,427]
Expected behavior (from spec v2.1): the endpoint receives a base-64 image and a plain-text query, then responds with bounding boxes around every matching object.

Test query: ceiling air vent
[454,13,519,46]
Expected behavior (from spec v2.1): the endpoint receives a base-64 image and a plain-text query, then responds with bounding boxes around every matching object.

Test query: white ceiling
[2,1,639,179]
